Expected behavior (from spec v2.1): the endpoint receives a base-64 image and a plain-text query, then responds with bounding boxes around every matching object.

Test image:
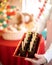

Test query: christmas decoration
[0,1,16,31]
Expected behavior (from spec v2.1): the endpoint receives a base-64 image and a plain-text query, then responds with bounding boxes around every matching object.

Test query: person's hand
[25,54,47,65]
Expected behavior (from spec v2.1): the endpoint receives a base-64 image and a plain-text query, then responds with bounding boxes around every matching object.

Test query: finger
[25,58,32,61]
[35,54,43,59]
[25,58,39,64]
[35,54,40,59]
[25,58,45,65]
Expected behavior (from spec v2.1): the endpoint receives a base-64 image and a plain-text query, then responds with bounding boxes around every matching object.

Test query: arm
[44,43,52,63]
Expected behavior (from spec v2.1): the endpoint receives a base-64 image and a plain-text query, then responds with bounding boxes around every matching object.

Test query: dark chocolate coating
[16,32,40,58]
[28,33,40,58]
[28,50,35,58]
[19,47,26,57]
[24,33,32,51]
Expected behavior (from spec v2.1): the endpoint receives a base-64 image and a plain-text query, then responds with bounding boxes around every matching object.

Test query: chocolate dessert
[16,32,40,58]
[28,33,40,58]
[19,32,32,57]
[24,32,32,50]
[20,47,26,57]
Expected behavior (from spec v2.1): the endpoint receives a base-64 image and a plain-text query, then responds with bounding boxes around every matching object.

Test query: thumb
[35,54,41,59]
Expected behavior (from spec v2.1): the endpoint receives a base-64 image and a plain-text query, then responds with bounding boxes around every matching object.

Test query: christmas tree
[0,0,16,30]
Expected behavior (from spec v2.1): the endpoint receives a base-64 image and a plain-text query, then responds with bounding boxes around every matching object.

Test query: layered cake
[19,32,32,57]
[28,32,40,58]
[17,32,40,58]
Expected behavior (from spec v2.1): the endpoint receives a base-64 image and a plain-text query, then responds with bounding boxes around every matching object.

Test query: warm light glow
[4,0,7,2]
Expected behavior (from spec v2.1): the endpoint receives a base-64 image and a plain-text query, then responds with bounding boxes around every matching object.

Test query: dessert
[19,32,32,57]
[19,41,26,57]
[28,32,40,58]
[18,32,40,58]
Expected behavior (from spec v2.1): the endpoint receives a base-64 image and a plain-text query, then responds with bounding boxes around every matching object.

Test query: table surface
[0,35,45,65]
[0,36,20,47]
[0,36,20,65]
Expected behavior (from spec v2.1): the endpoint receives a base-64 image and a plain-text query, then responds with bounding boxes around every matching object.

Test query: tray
[13,32,45,59]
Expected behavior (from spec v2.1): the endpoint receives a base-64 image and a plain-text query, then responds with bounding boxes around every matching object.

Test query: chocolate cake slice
[19,32,32,57]
[19,47,26,57]
[24,32,32,51]
[28,33,40,58]
[18,32,40,58]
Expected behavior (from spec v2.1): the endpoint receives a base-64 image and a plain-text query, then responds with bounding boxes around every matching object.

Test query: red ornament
[6,11,16,16]
[11,11,16,15]
[7,5,11,9]
[40,7,44,13]
[6,20,9,23]
[6,12,11,16]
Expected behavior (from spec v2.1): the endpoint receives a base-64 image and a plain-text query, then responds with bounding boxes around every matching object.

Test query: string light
[4,0,7,2]
[0,0,7,7]
[0,0,16,30]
